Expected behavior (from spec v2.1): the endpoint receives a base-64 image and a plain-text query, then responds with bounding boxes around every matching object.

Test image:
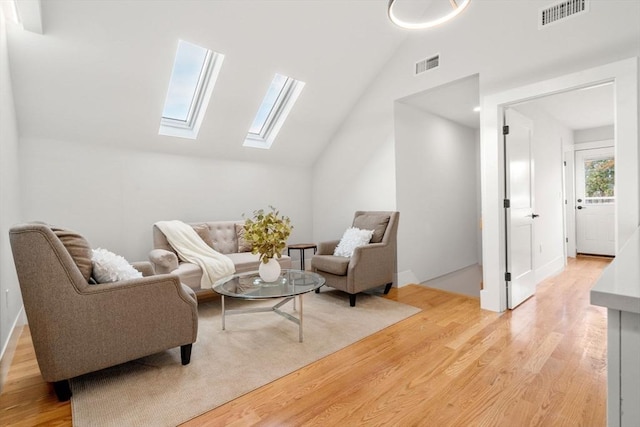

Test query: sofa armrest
[317,240,340,255]
[131,261,154,277]
[149,249,179,274]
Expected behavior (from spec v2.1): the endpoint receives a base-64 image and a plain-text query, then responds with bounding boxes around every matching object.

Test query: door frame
[565,144,618,257]
[479,57,638,312]
[565,140,615,257]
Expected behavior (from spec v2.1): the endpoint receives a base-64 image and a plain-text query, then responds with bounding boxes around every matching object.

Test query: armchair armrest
[81,273,194,306]
[348,242,394,293]
[43,273,197,381]
[78,274,195,369]
[149,249,179,274]
[317,240,340,255]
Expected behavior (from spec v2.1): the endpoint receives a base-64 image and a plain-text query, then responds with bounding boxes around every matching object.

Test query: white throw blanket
[155,220,235,289]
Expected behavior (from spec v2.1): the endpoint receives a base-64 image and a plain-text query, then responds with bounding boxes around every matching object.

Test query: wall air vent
[539,0,589,28]
[415,54,439,76]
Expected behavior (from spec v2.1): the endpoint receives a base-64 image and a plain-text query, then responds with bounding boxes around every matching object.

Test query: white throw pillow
[91,248,143,283]
[333,227,374,257]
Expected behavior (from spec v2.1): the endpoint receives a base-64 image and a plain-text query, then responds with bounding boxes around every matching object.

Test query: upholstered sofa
[150,220,292,292]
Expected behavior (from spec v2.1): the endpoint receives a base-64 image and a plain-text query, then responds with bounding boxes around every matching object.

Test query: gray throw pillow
[192,224,214,248]
[52,227,93,281]
[353,214,390,243]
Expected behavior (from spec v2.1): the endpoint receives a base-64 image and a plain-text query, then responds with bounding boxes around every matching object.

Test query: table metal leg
[299,294,304,342]
[221,295,226,330]
[288,246,316,271]
[220,294,307,342]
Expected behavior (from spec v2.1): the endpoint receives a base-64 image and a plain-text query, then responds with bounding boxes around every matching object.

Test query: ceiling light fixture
[388,0,471,30]
[473,106,481,112]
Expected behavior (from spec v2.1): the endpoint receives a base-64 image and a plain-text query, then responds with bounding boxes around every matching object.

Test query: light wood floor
[0,256,611,426]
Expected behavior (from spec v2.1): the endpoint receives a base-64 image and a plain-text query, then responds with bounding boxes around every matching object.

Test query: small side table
[287,243,317,271]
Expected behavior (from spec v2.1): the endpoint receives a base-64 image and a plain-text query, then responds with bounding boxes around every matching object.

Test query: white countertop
[591,227,640,314]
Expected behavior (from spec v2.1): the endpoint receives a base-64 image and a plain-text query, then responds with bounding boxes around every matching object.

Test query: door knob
[531,213,540,218]
[577,206,585,210]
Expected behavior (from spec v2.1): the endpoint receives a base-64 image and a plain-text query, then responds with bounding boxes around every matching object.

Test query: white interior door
[575,147,615,256]
[505,109,537,309]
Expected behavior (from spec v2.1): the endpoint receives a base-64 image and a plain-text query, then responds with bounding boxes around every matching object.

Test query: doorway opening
[479,58,637,313]
[500,81,615,308]
[394,74,482,298]
[575,145,615,257]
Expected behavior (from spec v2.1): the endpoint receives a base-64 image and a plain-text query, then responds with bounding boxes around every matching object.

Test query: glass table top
[212,269,325,299]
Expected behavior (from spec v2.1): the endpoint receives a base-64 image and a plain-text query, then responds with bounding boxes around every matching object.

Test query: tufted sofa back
[153,221,242,255]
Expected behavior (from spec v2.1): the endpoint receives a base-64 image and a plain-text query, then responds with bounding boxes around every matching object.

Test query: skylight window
[159,40,224,139]
[244,73,305,149]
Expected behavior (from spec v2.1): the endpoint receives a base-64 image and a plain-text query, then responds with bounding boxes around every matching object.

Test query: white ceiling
[519,83,614,130]
[7,0,408,165]
[5,0,627,167]
[398,74,480,129]
[396,75,614,132]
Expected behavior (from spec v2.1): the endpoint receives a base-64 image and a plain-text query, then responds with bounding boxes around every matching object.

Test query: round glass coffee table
[212,269,325,342]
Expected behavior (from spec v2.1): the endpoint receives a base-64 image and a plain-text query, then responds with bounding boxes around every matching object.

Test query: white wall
[475,130,482,265]
[312,1,639,307]
[574,125,614,144]
[20,138,313,263]
[513,104,571,281]
[394,103,478,285]
[311,88,397,241]
[0,9,23,388]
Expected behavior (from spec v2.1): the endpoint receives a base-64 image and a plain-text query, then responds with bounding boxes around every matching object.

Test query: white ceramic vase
[258,258,281,282]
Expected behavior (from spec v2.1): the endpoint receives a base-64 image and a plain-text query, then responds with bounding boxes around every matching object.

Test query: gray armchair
[311,211,399,306]
[9,223,198,401]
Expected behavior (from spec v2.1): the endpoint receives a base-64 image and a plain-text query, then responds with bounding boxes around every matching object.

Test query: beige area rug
[70,289,420,426]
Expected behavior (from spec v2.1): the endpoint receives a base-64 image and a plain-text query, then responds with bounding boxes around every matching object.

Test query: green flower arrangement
[243,206,293,263]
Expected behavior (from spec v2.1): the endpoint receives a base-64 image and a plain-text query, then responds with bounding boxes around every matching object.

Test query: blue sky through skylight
[249,74,288,134]
[162,40,208,122]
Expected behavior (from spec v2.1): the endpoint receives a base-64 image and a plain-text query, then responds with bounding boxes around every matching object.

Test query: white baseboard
[396,270,419,287]
[0,306,26,394]
[535,255,566,284]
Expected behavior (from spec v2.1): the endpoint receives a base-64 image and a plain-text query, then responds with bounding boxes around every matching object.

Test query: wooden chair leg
[384,283,392,294]
[181,344,192,365]
[349,294,356,307]
[53,380,72,401]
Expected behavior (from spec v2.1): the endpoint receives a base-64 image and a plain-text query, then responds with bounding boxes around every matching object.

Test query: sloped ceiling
[7,0,408,165]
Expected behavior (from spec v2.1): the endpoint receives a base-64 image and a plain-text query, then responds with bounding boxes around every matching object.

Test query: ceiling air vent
[539,0,589,28]
[415,54,439,76]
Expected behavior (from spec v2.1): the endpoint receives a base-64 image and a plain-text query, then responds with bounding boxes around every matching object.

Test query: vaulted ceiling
[6,0,408,165]
[7,0,638,168]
